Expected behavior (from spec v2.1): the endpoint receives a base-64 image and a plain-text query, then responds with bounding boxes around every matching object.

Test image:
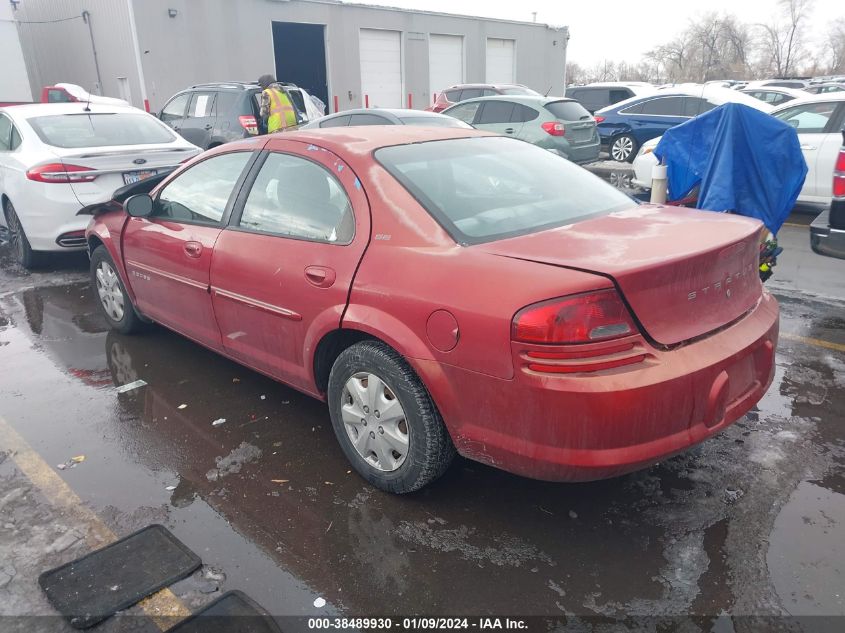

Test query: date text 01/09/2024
[307,618,528,630]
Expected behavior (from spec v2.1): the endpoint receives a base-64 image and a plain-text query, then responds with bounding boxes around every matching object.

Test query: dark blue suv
[595,93,717,162]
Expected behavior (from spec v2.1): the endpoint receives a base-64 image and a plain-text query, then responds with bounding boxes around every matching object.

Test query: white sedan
[0,103,201,268]
[633,93,845,207]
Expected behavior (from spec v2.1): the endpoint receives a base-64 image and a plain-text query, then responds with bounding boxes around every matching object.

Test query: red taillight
[238,115,258,135]
[593,115,605,123]
[26,163,96,183]
[541,121,566,136]
[512,289,637,345]
[835,151,845,199]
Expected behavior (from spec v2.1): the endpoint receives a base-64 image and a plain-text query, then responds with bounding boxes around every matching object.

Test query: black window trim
[150,150,260,228]
[226,148,357,246]
[0,112,23,152]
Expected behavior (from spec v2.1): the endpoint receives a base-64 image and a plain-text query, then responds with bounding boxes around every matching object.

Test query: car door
[122,151,256,349]
[159,92,190,136]
[774,100,845,201]
[473,100,521,136]
[209,140,371,393]
[178,92,217,149]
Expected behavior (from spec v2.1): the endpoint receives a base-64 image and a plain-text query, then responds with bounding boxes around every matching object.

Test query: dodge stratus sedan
[85,127,779,493]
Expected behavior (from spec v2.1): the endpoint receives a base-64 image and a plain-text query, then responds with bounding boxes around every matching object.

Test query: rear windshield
[27,113,175,148]
[376,136,633,244]
[398,116,472,128]
[499,86,540,96]
[545,100,592,121]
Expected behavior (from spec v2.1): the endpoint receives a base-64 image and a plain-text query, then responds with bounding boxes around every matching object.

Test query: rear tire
[610,134,638,163]
[4,199,41,269]
[327,340,456,494]
[90,245,144,335]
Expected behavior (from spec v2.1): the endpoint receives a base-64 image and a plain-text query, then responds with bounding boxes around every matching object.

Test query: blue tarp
[654,102,807,234]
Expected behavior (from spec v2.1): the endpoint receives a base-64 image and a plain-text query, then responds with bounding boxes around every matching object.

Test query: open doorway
[272,21,328,110]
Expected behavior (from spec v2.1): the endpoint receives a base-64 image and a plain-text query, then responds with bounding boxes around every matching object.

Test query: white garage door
[359,28,402,108]
[486,38,515,84]
[429,34,463,103]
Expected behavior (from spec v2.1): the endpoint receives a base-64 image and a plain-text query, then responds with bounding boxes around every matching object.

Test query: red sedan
[86,127,778,494]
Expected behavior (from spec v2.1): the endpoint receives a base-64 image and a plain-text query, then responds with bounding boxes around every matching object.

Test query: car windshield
[398,116,472,128]
[499,86,540,96]
[27,113,175,148]
[376,136,633,244]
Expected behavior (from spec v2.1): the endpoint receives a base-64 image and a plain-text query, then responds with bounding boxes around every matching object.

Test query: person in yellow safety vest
[257,74,298,133]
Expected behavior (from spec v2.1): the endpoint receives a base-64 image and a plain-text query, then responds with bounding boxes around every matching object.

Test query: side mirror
[125,193,153,218]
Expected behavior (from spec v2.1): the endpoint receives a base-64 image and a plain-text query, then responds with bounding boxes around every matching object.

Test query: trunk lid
[479,204,763,346]
[50,144,200,206]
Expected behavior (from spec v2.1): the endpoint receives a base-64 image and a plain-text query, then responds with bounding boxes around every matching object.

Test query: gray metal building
[13,0,568,112]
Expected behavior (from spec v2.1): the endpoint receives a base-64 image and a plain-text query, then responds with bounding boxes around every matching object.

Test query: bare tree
[758,0,814,77]
[819,17,845,74]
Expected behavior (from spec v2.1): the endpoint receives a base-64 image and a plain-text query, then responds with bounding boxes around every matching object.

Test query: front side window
[460,88,483,100]
[376,136,633,244]
[320,114,351,128]
[239,153,354,244]
[348,113,391,126]
[774,102,839,133]
[27,113,176,148]
[161,94,190,122]
[156,152,252,224]
[443,89,461,101]
[445,102,481,124]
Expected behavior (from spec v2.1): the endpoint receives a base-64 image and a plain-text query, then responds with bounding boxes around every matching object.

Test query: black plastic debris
[165,591,282,633]
[39,524,201,629]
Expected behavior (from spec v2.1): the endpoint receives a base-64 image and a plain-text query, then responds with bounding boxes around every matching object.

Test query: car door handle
[204,124,213,130]
[184,241,203,258]
[504,128,515,134]
[304,265,336,288]
[800,144,817,150]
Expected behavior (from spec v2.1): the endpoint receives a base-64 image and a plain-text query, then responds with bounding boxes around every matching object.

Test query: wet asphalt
[0,213,843,629]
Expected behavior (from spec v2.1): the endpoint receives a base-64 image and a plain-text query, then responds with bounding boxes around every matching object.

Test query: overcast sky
[354,0,842,67]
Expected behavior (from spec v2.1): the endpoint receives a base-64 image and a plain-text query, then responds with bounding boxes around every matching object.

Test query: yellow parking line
[0,415,191,629]
[782,222,809,228]
[781,332,845,353]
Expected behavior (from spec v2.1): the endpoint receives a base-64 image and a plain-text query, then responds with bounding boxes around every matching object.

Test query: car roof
[235,126,494,155]
[0,102,144,118]
[327,108,449,118]
[445,95,573,107]
[770,90,845,112]
[598,83,773,113]
[444,83,531,90]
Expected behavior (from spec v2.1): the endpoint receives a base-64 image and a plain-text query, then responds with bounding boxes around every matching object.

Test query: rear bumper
[419,292,779,482]
[810,207,845,259]
[4,185,89,252]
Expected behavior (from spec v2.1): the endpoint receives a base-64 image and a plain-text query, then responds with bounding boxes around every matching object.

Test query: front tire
[90,245,144,335]
[4,199,41,269]
[609,134,638,163]
[328,340,456,494]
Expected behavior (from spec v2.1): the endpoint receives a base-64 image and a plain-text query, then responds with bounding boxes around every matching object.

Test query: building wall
[16,0,568,112]
[0,1,33,102]
[14,0,144,107]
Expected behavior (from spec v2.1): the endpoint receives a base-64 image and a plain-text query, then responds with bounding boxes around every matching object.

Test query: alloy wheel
[611,136,634,162]
[95,260,125,322]
[5,206,26,264]
[341,372,410,472]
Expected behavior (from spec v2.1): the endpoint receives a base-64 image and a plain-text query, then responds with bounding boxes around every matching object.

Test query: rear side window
[545,100,591,121]
[46,88,74,103]
[609,89,632,104]
[443,89,461,101]
[185,92,216,119]
[320,114,351,128]
[399,116,472,128]
[239,152,354,244]
[639,97,686,116]
[460,88,483,100]
[348,113,391,126]
[481,89,498,97]
[477,101,515,124]
[376,136,632,244]
[446,102,481,124]
[683,97,716,117]
[511,104,539,123]
[161,94,189,122]
[27,113,176,148]
[156,152,252,224]
[215,91,244,116]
